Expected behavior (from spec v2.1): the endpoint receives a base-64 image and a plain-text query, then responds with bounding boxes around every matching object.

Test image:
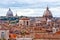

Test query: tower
[15,13,18,17]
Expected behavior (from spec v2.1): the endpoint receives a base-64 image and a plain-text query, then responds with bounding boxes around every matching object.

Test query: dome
[6,8,13,17]
[43,7,53,18]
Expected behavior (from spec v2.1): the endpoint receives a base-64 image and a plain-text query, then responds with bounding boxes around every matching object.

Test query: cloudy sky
[0,0,60,17]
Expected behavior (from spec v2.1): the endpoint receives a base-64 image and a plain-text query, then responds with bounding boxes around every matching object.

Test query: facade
[19,17,30,27]
[0,25,9,40]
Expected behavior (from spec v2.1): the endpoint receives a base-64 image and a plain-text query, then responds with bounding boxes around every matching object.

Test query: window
[1,32,5,38]
[24,21,25,25]
[27,21,28,26]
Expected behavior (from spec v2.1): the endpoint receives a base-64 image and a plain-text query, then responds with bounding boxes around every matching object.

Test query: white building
[19,17,30,27]
[0,26,9,40]
[52,27,59,33]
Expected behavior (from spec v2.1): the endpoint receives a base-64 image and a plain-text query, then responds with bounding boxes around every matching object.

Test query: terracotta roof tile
[55,31,60,35]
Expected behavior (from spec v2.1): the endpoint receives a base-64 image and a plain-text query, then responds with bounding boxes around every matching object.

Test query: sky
[0,0,60,17]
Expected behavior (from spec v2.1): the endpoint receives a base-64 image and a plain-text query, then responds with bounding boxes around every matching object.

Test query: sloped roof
[55,31,60,35]
[20,17,30,20]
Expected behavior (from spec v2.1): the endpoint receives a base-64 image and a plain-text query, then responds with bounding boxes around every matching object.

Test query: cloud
[0,0,60,8]
[0,0,60,17]
[0,7,60,17]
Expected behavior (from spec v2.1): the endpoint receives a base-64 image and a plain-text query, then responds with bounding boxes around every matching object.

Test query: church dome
[6,8,13,17]
[43,7,53,18]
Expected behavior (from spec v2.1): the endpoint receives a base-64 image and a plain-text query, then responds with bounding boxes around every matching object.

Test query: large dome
[43,7,53,18]
[6,8,13,17]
